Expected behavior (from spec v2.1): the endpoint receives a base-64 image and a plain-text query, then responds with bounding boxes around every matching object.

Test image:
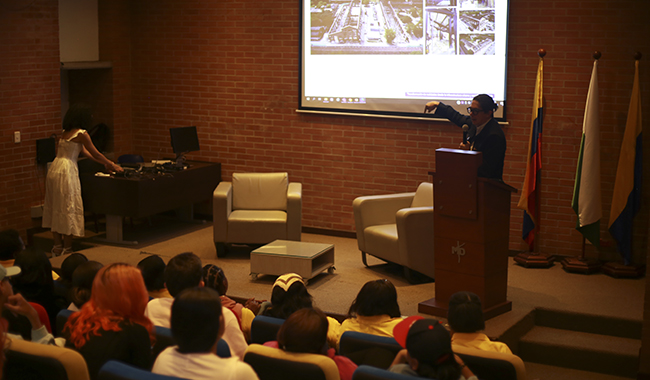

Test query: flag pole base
[602,262,645,278]
[514,252,555,268]
[561,257,601,274]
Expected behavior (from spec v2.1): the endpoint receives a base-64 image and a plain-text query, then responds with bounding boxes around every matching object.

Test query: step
[518,326,640,378]
[533,308,642,339]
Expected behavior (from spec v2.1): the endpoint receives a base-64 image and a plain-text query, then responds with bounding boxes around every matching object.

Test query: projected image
[426,0,457,5]
[459,0,495,9]
[425,8,457,55]
[459,33,495,55]
[459,10,494,32]
[310,0,424,55]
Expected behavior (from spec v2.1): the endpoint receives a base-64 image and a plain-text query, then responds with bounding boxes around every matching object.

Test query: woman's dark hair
[0,229,23,261]
[70,261,103,309]
[202,264,227,296]
[447,291,485,333]
[171,287,223,354]
[277,308,328,354]
[418,355,461,380]
[137,255,166,292]
[59,253,88,286]
[263,282,313,320]
[473,94,498,115]
[348,279,401,318]
[62,104,93,132]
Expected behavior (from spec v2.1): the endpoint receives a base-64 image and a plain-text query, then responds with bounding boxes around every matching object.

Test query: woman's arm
[75,132,123,173]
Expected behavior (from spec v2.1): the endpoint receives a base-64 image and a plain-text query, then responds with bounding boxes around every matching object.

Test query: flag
[517,58,543,251]
[608,60,642,265]
[571,60,601,248]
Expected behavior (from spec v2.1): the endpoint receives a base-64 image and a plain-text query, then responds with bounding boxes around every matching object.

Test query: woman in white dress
[42,104,123,256]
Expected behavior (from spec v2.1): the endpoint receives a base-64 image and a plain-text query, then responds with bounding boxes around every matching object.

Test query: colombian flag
[608,60,642,265]
[517,58,543,251]
[572,60,601,248]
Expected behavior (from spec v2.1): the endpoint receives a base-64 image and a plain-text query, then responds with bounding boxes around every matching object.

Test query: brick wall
[1,0,649,265]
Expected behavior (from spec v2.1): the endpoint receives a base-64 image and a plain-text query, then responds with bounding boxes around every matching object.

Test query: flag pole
[602,51,645,278]
[562,51,603,274]
[514,48,554,268]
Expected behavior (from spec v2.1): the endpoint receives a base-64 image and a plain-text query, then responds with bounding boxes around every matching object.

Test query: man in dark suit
[424,94,506,180]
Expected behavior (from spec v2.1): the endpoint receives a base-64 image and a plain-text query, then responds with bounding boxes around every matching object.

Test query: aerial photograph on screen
[310,0,424,54]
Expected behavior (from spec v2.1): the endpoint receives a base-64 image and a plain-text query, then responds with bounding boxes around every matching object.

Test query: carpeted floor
[45,218,645,380]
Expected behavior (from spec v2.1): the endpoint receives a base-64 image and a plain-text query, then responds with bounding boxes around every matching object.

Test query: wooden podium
[418,149,516,320]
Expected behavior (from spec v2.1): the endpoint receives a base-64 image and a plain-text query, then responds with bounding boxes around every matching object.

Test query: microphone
[462,124,469,145]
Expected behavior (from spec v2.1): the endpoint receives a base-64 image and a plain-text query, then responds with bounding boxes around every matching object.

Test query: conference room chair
[351,365,420,380]
[454,345,526,380]
[153,325,231,359]
[213,172,302,257]
[4,337,90,380]
[338,331,401,368]
[243,344,340,380]
[97,360,187,380]
[352,182,434,282]
[250,314,285,344]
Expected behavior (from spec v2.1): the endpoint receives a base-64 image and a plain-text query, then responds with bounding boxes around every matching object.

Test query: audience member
[0,229,24,267]
[137,254,171,299]
[203,264,257,327]
[390,316,477,380]
[264,308,357,380]
[152,287,259,380]
[252,273,340,347]
[54,253,88,305]
[338,279,403,344]
[68,261,103,311]
[63,263,154,380]
[12,248,65,330]
[144,252,248,359]
[447,291,512,354]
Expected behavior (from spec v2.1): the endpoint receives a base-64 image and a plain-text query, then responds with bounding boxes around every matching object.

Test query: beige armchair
[213,172,302,257]
[353,182,434,281]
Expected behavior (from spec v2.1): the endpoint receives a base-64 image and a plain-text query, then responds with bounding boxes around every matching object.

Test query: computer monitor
[169,126,200,167]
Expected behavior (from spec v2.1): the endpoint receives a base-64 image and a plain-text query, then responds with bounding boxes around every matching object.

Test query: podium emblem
[452,241,466,263]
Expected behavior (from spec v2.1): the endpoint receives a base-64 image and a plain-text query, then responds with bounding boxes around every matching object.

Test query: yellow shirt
[452,332,512,354]
[337,314,403,346]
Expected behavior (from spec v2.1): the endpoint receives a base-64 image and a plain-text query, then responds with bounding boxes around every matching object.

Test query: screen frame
[169,126,200,157]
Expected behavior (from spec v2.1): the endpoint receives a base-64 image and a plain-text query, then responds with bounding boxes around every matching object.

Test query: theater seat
[243,344,340,380]
[4,337,90,380]
[97,360,186,380]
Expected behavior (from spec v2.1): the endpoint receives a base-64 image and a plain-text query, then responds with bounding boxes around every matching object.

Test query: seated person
[448,291,512,354]
[264,308,357,380]
[137,254,171,299]
[250,273,340,347]
[203,264,258,328]
[390,316,477,380]
[63,263,154,380]
[68,261,103,311]
[337,279,403,344]
[145,252,248,359]
[152,287,259,380]
[54,253,88,305]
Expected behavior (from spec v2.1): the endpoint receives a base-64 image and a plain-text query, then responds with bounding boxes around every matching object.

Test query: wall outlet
[14,131,20,143]
[30,205,43,218]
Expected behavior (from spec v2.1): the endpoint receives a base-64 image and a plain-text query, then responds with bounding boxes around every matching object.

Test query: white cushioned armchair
[213,172,302,257]
[352,182,434,281]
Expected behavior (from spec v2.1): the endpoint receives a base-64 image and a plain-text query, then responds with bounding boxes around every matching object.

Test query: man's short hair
[171,287,222,353]
[447,291,485,333]
[164,252,202,297]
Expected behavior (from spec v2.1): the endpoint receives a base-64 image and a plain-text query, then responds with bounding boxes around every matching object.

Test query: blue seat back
[250,315,285,344]
[339,331,402,368]
[97,360,187,380]
[352,365,420,380]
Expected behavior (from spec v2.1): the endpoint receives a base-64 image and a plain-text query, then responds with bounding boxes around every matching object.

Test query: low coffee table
[250,240,335,282]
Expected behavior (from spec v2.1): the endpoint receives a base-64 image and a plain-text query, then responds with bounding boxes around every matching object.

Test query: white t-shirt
[145,298,248,359]
[153,346,259,380]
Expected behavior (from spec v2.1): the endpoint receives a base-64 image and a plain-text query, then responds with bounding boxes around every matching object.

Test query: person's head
[202,264,228,296]
[0,229,24,261]
[70,261,103,308]
[164,252,203,297]
[0,264,21,307]
[468,94,498,127]
[12,248,54,293]
[348,279,401,318]
[264,273,313,319]
[62,103,93,131]
[59,253,88,285]
[447,291,485,333]
[171,287,224,354]
[277,308,328,354]
[393,316,460,380]
[137,255,166,292]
